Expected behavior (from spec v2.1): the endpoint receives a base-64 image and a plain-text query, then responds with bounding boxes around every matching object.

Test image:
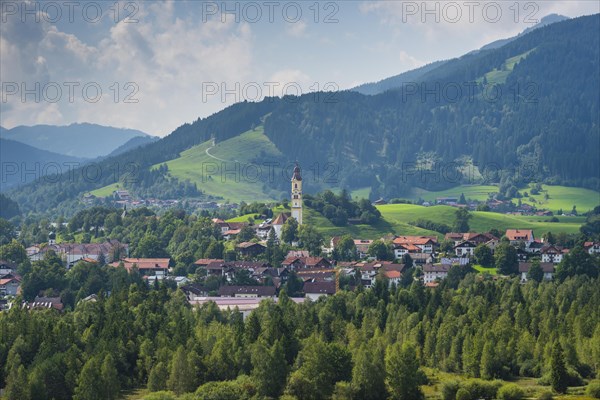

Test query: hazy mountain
[105,136,159,158]
[354,14,569,96]
[0,138,87,190]
[8,14,600,213]
[1,123,153,159]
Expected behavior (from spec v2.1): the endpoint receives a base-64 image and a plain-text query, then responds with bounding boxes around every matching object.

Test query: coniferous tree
[527,259,544,282]
[550,344,569,394]
[385,342,425,400]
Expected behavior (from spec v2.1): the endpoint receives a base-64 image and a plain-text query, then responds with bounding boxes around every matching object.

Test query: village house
[526,240,545,254]
[0,260,17,276]
[356,262,404,288]
[445,232,498,247]
[180,283,210,301]
[518,262,555,283]
[505,229,535,246]
[110,258,170,277]
[236,242,266,257]
[392,236,437,255]
[353,239,373,259]
[255,222,273,240]
[584,242,600,255]
[218,285,276,298]
[540,245,566,263]
[303,281,336,301]
[0,274,21,296]
[28,240,128,268]
[282,256,332,270]
[423,263,451,284]
[454,240,477,257]
[383,270,402,286]
[440,257,470,266]
[188,296,306,319]
[203,261,272,284]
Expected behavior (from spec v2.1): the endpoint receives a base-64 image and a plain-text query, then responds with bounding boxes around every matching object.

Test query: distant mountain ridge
[353,14,569,96]
[1,123,153,159]
[0,138,87,190]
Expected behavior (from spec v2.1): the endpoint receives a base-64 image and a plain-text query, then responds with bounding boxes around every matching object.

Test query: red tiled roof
[272,213,289,225]
[0,278,19,285]
[111,258,170,271]
[505,229,533,241]
[393,236,437,245]
[194,258,225,265]
[384,270,401,279]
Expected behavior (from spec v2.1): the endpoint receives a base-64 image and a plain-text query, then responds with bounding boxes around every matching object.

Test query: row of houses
[26,239,128,268]
[422,261,557,285]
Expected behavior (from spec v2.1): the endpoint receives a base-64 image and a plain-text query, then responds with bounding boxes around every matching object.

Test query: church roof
[272,213,289,225]
[292,163,302,181]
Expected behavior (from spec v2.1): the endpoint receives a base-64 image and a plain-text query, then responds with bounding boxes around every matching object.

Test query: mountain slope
[1,123,153,158]
[264,15,599,198]
[0,138,87,190]
[7,14,600,214]
[352,60,447,95]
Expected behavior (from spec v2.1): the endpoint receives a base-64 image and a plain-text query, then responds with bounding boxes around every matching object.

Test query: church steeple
[291,163,303,224]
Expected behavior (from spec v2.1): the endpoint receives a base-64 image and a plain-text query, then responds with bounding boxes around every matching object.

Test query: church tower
[291,163,303,224]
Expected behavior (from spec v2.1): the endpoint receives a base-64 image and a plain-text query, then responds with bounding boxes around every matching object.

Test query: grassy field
[406,184,599,214]
[158,126,284,203]
[473,265,498,275]
[409,185,499,202]
[89,126,285,202]
[476,48,536,85]
[230,203,585,241]
[377,204,585,238]
[90,182,122,197]
[518,184,599,214]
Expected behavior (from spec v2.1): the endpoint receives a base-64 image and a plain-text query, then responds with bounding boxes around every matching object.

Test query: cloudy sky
[1,0,598,136]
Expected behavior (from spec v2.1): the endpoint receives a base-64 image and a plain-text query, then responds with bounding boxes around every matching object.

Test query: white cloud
[1,1,256,136]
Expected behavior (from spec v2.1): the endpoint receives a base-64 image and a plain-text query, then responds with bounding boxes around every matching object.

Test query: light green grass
[519,184,599,214]
[408,184,599,214]
[477,48,536,85]
[409,185,499,202]
[89,182,122,198]
[473,265,498,275]
[377,204,585,237]
[157,126,283,203]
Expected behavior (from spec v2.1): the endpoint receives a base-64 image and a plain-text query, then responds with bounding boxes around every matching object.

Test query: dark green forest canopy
[1,273,599,399]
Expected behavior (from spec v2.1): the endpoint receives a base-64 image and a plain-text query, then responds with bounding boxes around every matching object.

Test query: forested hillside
[264,15,600,198]
[7,15,600,214]
[1,269,598,399]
